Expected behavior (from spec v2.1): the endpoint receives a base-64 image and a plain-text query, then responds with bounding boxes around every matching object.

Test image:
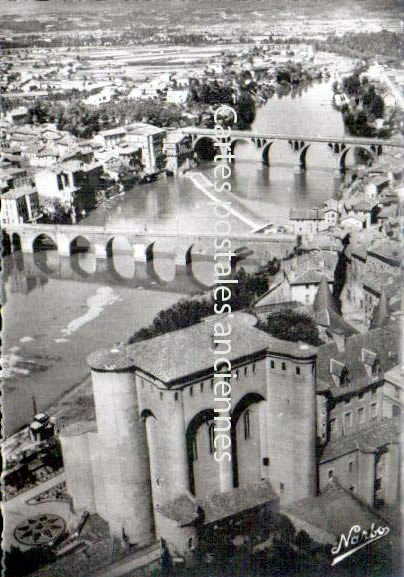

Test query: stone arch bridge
[4,224,296,287]
[182,127,404,173]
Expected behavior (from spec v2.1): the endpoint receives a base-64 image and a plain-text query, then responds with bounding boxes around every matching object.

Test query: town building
[289,208,325,235]
[1,185,41,226]
[164,130,194,175]
[125,123,166,176]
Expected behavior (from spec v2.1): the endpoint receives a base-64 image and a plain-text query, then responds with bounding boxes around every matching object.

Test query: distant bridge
[182,127,404,172]
[3,224,296,287]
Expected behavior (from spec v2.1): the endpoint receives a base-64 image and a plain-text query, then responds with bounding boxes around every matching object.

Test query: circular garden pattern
[14,514,66,547]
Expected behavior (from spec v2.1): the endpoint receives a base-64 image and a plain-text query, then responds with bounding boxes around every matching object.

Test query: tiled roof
[315,309,358,337]
[58,420,98,438]
[319,418,399,463]
[125,312,316,385]
[289,270,334,286]
[316,324,400,396]
[284,478,385,541]
[312,276,338,313]
[367,239,401,266]
[158,481,278,526]
[290,208,324,220]
[362,270,400,298]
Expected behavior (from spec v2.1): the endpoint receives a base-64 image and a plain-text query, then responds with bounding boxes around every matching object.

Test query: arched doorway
[186,408,221,497]
[231,393,265,488]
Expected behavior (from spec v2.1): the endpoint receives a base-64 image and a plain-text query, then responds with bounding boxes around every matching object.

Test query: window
[281,362,286,371]
[358,407,365,423]
[190,386,193,397]
[358,392,364,400]
[372,360,381,379]
[340,367,349,387]
[392,405,401,417]
[344,397,350,404]
[270,360,275,369]
[349,486,355,492]
[296,367,300,375]
[375,477,382,491]
[263,457,270,467]
[394,386,400,399]
[244,367,248,377]
[349,461,353,473]
[370,403,377,419]
[234,369,239,380]
[208,423,215,454]
[200,382,204,393]
[188,537,194,550]
[159,392,163,400]
[210,379,214,390]
[244,410,251,440]
[280,482,284,493]
[328,469,334,479]
[252,364,256,374]
[174,392,178,401]
[344,412,352,431]
[330,418,336,433]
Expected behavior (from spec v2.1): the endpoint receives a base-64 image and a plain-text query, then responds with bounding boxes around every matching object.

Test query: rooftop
[367,239,401,266]
[90,312,316,385]
[289,208,324,220]
[316,324,400,396]
[158,480,278,527]
[285,478,386,543]
[320,418,399,463]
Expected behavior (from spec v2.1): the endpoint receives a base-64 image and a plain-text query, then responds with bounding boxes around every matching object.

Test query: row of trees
[129,267,321,347]
[129,268,269,344]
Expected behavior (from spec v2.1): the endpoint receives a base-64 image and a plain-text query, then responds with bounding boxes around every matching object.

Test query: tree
[258,309,321,346]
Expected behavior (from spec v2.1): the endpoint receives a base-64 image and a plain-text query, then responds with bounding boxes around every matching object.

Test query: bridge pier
[94,243,108,259]
[133,244,148,262]
[294,165,305,175]
[21,236,34,254]
[57,235,71,257]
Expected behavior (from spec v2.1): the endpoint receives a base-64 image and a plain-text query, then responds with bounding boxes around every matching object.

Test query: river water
[3,59,355,435]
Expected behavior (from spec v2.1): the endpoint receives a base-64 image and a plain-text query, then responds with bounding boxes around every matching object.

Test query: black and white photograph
[1,1,403,576]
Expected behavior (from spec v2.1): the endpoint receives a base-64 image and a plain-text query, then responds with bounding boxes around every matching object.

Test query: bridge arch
[70,236,95,277]
[193,136,216,161]
[183,244,213,290]
[70,235,91,255]
[231,392,266,488]
[230,137,254,161]
[262,141,275,165]
[105,236,135,280]
[33,233,58,253]
[33,234,59,274]
[339,146,376,172]
[298,144,311,170]
[12,233,22,252]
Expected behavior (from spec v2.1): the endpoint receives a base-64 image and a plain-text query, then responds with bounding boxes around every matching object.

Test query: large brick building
[59,312,400,563]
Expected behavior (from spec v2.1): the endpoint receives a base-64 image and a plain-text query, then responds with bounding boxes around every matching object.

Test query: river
[3,58,356,435]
